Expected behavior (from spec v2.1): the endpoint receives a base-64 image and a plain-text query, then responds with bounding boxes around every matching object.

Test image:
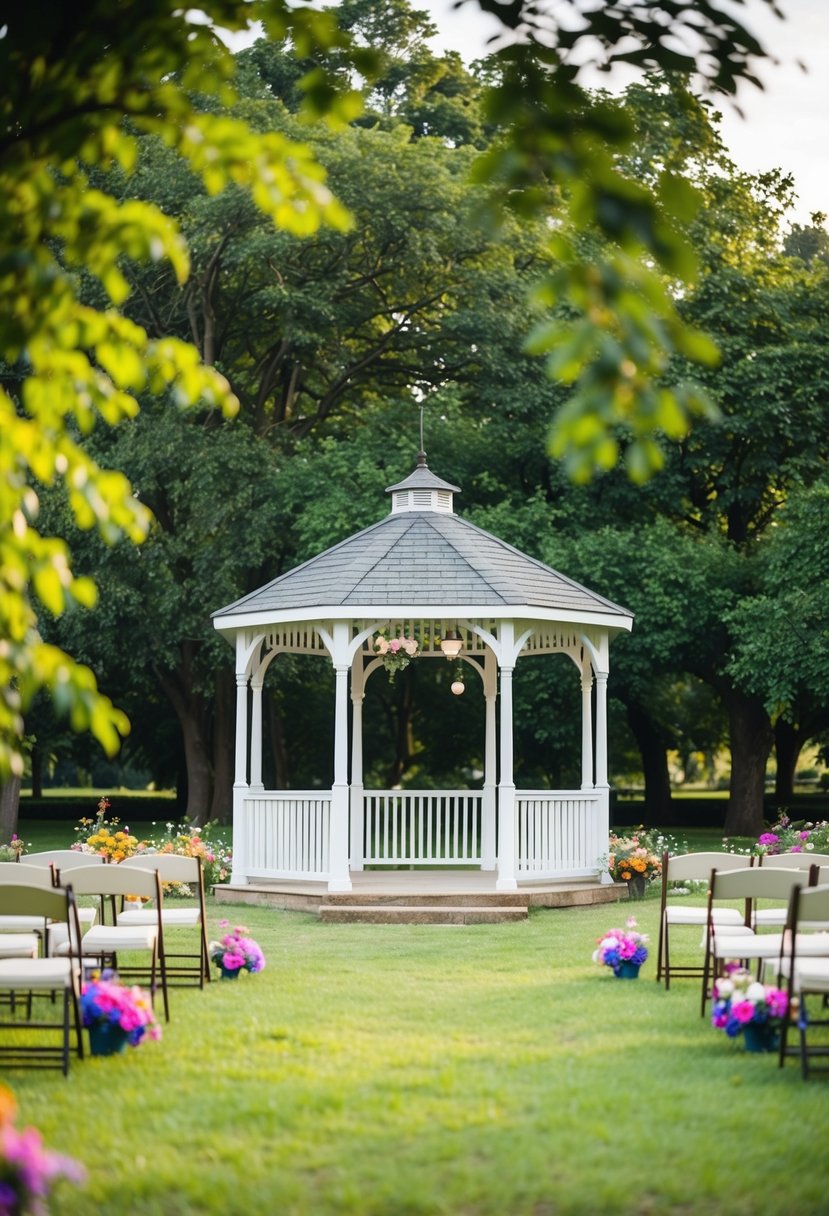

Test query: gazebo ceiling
[212,454,633,634]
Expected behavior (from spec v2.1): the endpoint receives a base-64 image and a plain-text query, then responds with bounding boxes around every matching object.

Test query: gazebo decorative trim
[212,453,633,894]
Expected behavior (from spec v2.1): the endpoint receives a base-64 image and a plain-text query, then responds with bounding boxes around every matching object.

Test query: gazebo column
[496,623,517,892]
[595,667,612,883]
[231,665,250,886]
[580,668,594,790]
[329,622,353,892]
[481,649,497,870]
[350,657,365,872]
[249,674,265,792]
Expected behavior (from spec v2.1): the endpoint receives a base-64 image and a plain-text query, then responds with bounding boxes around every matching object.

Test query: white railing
[362,790,482,866]
[243,791,331,880]
[516,791,602,879]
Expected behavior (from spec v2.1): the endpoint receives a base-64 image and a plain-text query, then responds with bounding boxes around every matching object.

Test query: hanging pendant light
[440,629,462,659]
[450,678,465,696]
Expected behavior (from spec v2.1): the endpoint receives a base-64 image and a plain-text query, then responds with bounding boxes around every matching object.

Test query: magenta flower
[730,1000,756,1024]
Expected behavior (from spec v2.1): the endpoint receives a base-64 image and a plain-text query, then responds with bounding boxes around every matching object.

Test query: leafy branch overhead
[467,0,783,479]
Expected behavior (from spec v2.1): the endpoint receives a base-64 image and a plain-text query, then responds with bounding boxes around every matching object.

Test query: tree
[0,0,366,783]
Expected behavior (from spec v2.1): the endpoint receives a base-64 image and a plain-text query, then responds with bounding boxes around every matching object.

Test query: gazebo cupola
[212,452,633,895]
[386,450,460,515]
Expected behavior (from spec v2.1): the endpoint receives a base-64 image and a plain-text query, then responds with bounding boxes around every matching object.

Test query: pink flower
[766,989,788,1017]
[389,639,401,653]
[731,1000,756,1024]
[221,951,245,970]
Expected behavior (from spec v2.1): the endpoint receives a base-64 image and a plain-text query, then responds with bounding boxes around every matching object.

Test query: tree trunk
[385,675,414,787]
[625,702,675,824]
[0,774,21,843]
[773,718,802,804]
[156,643,212,825]
[266,698,290,789]
[723,687,773,837]
[209,666,234,822]
[30,745,43,799]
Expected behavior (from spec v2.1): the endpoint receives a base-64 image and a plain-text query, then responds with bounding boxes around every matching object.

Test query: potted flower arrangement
[0,834,26,862]
[209,921,266,979]
[0,1084,85,1212]
[753,813,829,856]
[593,917,649,979]
[710,965,789,1052]
[80,971,162,1055]
[605,828,662,898]
[72,797,146,862]
[373,631,419,683]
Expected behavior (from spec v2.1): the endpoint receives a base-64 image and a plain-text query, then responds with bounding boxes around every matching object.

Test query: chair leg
[656,913,665,984]
[799,997,810,1080]
[61,988,70,1076]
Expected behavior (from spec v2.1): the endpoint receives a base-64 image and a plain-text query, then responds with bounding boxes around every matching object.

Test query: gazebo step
[317,904,529,925]
[322,891,529,908]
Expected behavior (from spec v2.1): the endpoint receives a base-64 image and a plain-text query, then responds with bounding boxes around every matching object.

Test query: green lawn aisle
[8,899,828,1215]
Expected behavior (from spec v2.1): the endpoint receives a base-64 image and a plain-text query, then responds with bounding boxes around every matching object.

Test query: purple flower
[758,833,779,846]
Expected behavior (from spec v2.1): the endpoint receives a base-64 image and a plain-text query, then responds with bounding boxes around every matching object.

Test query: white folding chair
[776,882,829,1079]
[118,854,210,987]
[0,885,84,1074]
[754,852,829,926]
[700,866,829,1016]
[51,863,170,1022]
[656,852,752,989]
[0,861,61,949]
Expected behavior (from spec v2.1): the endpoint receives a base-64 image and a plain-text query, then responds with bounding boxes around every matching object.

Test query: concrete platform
[213,870,627,920]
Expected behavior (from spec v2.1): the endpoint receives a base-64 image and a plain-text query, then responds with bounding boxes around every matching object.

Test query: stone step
[321,891,529,908]
[317,904,529,925]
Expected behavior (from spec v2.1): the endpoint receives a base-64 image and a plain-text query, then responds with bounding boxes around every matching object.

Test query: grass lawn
[5,889,829,1216]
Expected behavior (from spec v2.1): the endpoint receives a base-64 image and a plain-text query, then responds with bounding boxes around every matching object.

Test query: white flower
[374,637,389,655]
[746,982,766,1003]
[806,842,814,851]
[715,978,734,998]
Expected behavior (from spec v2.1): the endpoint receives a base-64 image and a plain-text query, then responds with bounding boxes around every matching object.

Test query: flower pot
[614,960,641,980]
[219,965,242,980]
[743,1022,778,1053]
[626,875,647,900]
[88,1022,129,1056]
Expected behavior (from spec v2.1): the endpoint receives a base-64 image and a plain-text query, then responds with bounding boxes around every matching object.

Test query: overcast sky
[420,0,828,225]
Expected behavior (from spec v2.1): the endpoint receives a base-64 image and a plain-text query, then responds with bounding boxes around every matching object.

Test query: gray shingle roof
[213,510,630,620]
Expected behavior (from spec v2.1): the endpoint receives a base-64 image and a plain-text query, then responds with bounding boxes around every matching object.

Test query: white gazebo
[212,453,633,897]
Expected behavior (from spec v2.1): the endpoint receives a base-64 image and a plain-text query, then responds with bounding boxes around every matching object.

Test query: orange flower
[0,1084,17,1126]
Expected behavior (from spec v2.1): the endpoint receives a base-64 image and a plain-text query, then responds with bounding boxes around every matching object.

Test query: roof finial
[416,404,427,467]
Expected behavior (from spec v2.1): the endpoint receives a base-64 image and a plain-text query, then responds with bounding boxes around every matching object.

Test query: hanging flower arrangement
[373,632,419,684]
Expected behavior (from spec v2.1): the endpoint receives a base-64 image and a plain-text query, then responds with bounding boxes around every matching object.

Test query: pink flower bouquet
[209,922,265,975]
[80,972,162,1046]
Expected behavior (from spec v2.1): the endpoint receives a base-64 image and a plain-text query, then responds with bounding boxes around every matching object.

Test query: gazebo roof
[212,455,632,630]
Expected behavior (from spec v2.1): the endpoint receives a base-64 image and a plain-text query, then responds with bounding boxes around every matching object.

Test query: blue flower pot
[614,961,641,980]
[88,1022,129,1056]
[743,1022,778,1053]
[220,965,242,980]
